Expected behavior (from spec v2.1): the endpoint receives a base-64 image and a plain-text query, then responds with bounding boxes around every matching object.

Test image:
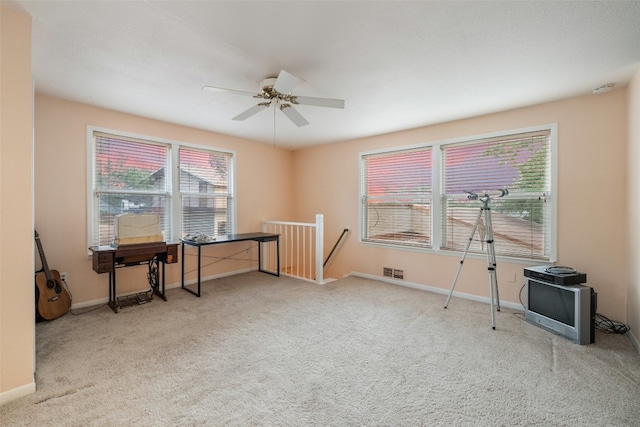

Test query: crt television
[524,278,596,345]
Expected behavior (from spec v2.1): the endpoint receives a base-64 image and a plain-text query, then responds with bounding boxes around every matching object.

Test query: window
[179,147,233,237]
[88,128,235,246]
[361,147,433,248]
[441,129,553,260]
[360,125,556,261]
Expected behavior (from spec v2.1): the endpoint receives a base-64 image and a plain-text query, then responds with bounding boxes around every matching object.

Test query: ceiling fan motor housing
[260,77,278,94]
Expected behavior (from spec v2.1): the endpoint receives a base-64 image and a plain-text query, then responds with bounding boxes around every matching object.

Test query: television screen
[528,280,575,326]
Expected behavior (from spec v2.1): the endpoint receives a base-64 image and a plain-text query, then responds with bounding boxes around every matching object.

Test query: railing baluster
[302,227,307,279]
[262,215,325,284]
[315,214,323,284]
[298,224,302,278]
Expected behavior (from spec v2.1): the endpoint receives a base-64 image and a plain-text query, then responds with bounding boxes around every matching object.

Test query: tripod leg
[483,207,501,329]
[489,244,500,312]
[445,207,483,309]
[484,206,501,312]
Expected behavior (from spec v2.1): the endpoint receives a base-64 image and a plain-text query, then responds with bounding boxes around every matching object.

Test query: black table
[180,232,280,297]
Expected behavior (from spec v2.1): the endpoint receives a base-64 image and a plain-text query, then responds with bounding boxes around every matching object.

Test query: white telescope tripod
[444,189,508,329]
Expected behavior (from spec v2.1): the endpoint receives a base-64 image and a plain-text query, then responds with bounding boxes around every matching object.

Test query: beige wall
[294,90,629,320]
[628,67,640,351]
[33,94,294,304]
[0,5,36,402]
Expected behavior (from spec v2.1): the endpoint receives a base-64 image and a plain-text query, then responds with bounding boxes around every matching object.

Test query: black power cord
[594,313,630,334]
[60,277,109,316]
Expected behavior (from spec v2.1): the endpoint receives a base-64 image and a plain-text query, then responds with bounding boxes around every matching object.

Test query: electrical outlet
[508,272,516,283]
[60,272,67,282]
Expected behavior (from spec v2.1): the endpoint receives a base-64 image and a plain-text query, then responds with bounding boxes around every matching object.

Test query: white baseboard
[0,380,35,405]
[71,267,258,310]
[347,271,524,311]
[628,330,640,355]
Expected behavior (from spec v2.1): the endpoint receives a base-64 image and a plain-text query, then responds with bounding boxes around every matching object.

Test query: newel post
[315,214,324,284]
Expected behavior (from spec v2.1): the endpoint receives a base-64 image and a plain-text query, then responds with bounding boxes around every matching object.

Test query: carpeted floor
[1,272,639,426]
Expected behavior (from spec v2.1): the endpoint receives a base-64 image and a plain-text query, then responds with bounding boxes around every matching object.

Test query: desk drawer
[166,244,178,264]
[93,252,114,273]
[97,253,113,263]
[95,263,113,274]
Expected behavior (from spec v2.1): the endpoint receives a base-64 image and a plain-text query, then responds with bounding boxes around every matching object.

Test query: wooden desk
[181,233,280,297]
[89,242,179,313]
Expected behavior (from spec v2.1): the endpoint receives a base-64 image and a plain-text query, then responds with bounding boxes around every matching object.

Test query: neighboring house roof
[149,165,228,188]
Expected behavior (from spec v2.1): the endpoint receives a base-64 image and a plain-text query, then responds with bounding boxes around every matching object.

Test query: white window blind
[361,147,432,248]
[440,130,551,259]
[359,126,555,261]
[92,132,171,246]
[179,147,233,237]
[89,129,236,247]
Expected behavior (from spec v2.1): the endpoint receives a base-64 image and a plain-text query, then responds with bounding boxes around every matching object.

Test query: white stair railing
[263,214,324,284]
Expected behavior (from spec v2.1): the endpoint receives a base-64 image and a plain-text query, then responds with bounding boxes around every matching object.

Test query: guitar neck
[34,231,53,282]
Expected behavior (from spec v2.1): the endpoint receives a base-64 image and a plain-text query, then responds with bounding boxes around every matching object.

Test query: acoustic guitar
[35,230,71,321]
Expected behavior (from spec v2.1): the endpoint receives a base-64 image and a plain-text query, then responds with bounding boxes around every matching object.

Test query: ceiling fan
[203,70,345,127]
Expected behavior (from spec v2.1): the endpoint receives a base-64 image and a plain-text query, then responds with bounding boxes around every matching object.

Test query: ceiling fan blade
[280,104,309,127]
[291,95,345,109]
[273,70,301,94]
[203,86,257,97]
[232,103,270,121]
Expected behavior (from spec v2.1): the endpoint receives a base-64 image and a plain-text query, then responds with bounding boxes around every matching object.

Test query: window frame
[359,124,557,263]
[86,126,236,249]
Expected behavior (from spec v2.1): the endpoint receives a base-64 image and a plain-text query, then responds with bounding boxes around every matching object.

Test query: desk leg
[181,242,185,290]
[161,260,167,300]
[181,243,202,298]
[197,245,201,297]
[258,238,280,277]
[108,268,119,313]
[108,271,112,303]
[149,258,167,301]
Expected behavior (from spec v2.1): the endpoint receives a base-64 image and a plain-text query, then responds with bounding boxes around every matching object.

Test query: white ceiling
[8,1,640,149]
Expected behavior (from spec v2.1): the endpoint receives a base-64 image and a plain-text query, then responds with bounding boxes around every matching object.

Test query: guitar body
[34,230,71,321]
[35,269,71,321]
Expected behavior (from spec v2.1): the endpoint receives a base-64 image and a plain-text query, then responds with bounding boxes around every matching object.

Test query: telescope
[447,187,508,329]
[465,188,509,200]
